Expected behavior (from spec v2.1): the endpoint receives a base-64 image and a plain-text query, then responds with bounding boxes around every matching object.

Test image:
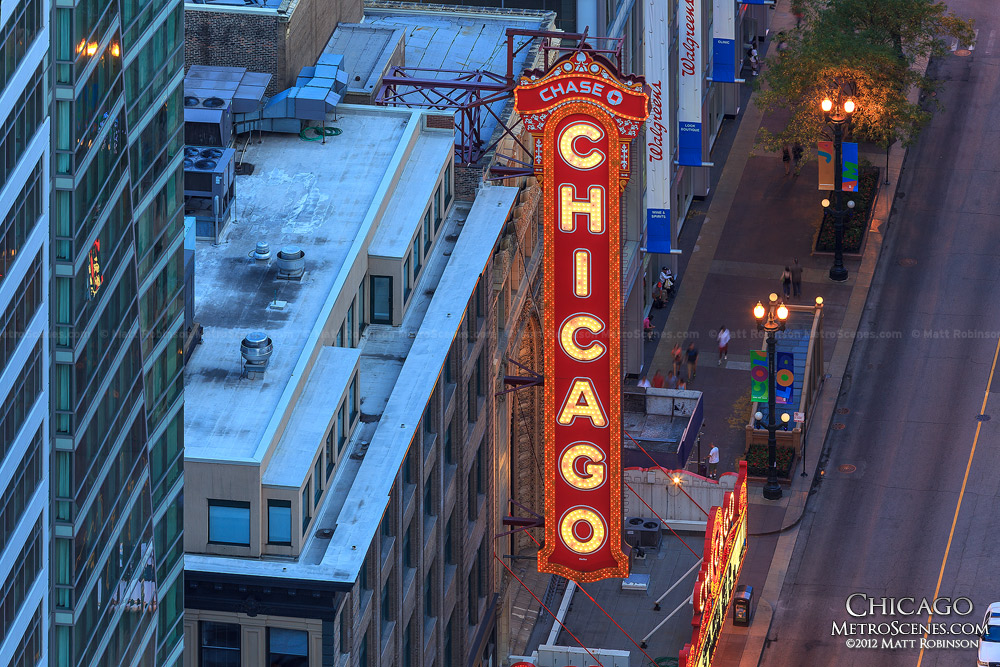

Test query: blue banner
[740,0,772,4]
[646,208,671,253]
[841,142,859,192]
[712,38,737,82]
[678,122,702,166]
[775,351,794,405]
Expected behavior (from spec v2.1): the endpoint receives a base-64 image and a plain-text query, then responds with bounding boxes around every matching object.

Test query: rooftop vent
[276,246,305,279]
[251,241,271,261]
[350,441,370,460]
[240,332,273,378]
[315,529,334,539]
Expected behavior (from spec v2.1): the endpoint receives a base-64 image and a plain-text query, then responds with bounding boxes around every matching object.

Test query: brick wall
[454,164,485,202]
[185,12,281,95]
[281,0,363,91]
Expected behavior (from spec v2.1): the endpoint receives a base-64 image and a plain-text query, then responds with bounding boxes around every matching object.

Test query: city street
[760,1,1000,665]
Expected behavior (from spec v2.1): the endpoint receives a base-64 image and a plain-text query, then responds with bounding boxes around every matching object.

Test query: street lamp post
[754,293,788,500]
[821,97,857,282]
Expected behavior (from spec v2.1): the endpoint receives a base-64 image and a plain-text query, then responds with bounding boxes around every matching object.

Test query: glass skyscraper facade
[50,0,184,664]
[0,0,50,665]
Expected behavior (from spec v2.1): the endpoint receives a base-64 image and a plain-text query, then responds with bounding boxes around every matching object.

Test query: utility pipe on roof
[546,580,577,646]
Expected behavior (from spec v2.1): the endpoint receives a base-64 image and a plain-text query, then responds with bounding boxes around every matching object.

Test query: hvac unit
[184,146,236,241]
[624,517,645,549]
[639,518,662,548]
[184,95,233,147]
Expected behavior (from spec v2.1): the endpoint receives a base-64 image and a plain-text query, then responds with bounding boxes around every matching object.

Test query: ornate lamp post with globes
[821,96,857,282]
[754,293,788,500]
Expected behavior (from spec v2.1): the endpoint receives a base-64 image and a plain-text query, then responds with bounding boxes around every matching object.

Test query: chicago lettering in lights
[514,52,649,582]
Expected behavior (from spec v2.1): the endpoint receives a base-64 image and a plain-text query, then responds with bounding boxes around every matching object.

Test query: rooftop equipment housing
[241,332,273,378]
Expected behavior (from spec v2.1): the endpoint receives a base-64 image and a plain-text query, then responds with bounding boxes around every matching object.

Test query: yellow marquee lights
[574,249,591,297]
[559,507,607,554]
[559,184,605,232]
[556,378,608,427]
[559,443,607,490]
[559,315,606,361]
[558,121,606,169]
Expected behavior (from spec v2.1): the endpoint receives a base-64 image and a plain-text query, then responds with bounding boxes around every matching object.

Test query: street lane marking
[915,335,1000,667]
[986,29,996,55]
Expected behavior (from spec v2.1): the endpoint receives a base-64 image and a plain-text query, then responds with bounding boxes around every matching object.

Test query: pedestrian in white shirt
[717,325,731,365]
[708,445,720,479]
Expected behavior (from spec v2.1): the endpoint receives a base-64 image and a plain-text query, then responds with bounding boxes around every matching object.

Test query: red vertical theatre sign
[515,52,649,582]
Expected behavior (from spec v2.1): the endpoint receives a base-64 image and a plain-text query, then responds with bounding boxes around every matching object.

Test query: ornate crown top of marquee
[520,49,646,93]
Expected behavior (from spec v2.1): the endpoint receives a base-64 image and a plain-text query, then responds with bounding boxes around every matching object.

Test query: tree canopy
[754,0,975,153]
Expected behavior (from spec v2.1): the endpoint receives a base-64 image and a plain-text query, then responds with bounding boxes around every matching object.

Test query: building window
[424,481,434,516]
[404,257,412,301]
[314,460,323,505]
[347,299,355,347]
[444,165,452,208]
[423,210,432,252]
[413,235,422,277]
[337,404,346,453]
[403,526,413,569]
[326,427,336,477]
[350,376,358,424]
[268,627,308,667]
[371,275,392,324]
[200,621,241,667]
[434,185,442,226]
[359,631,369,667]
[358,281,367,335]
[443,418,454,465]
[444,617,453,667]
[403,447,414,485]
[208,501,250,546]
[302,483,312,533]
[424,562,435,618]
[336,324,343,347]
[381,584,392,624]
[267,500,292,545]
[444,350,453,385]
[403,621,413,667]
[444,518,454,564]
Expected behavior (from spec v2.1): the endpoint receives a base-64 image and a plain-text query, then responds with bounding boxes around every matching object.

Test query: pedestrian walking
[652,369,665,388]
[717,325,731,365]
[790,258,803,297]
[781,266,792,298]
[782,146,791,176]
[686,343,699,381]
[644,316,654,341]
[638,375,651,388]
[666,371,679,389]
[672,343,683,376]
[792,143,803,175]
[708,444,720,479]
[748,45,760,76]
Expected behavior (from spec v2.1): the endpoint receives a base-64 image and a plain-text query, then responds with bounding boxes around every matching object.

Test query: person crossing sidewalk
[718,325,731,365]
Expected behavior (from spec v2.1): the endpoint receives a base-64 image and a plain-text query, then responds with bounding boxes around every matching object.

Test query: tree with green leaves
[754,0,974,154]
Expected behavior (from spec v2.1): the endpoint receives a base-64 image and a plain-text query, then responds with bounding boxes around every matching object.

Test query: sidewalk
[638,0,909,664]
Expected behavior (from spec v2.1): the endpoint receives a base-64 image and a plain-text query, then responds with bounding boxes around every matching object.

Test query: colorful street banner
[841,142,859,192]
[817,141,859,191]
[817,141,834,190]
[677,0,704,166]
[712,0,738,83]
[750,350,768,402]
[775,351,794,404]
[645,0,672,253]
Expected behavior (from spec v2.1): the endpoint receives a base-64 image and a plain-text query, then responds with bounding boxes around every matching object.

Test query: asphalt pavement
[759,1,1000,665]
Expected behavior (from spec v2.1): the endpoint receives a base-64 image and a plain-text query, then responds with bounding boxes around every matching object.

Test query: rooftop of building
[186,184,517,584]
[333,2,554,149]
[185,0,285,12]
[184,106,417,464]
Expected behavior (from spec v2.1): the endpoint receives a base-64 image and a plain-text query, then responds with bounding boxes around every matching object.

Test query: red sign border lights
[515,52,648,583]
[680,461,749,667]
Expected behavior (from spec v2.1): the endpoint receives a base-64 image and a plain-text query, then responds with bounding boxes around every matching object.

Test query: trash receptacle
[733,585,753,626]
[697,460,708,477]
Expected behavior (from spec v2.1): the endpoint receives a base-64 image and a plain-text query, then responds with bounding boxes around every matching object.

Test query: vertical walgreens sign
[680,461,749,667]
[515,52,649,582]
[645,0,672,253]
[678,0,704,165]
